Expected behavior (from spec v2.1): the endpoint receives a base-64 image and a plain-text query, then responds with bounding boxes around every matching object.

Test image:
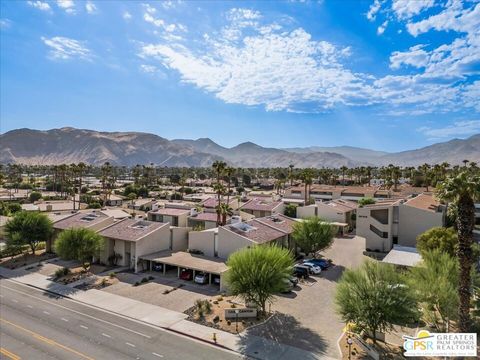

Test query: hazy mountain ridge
[1,128,479,167]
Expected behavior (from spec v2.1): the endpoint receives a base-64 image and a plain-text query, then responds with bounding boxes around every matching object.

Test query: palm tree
[225,166,235,205]
[436,170,480,332]
[300,168,314,205]
[212,161,227,226]
[340,166,348,186]
[288,164,295,186]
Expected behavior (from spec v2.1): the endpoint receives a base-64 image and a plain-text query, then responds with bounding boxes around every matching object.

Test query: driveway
[101,271,218,313]
[246,235,366,358]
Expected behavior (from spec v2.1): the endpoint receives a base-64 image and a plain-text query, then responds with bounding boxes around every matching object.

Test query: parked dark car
[293,265,310,279]
[180,269,193,281]
[303,258,332,270]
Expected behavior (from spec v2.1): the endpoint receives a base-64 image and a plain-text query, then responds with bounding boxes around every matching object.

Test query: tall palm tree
[225,166,235,206]
[300,168,314,205]
[212,161,227,226]
[340,166,348,186]
[288,164,295,186]
[437,170,480,332]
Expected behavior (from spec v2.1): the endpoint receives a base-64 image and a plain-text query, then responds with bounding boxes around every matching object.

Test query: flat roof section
[139,250,228,274]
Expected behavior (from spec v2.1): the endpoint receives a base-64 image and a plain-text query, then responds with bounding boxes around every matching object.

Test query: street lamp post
[235,309,239,333]
[347,337,353,360]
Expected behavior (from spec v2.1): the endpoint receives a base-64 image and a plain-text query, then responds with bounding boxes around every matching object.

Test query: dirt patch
[185,296,269,334]
[74,275,119,290]
[339,333,405,360]
[0,249,56,269]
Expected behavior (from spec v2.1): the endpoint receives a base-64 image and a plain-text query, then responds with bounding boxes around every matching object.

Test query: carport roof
[139,250,228,274]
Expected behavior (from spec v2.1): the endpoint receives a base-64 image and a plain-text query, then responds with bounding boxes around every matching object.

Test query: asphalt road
[0,279,243,360]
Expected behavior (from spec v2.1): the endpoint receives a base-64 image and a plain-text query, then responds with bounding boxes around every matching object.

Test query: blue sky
[0,0,479,152]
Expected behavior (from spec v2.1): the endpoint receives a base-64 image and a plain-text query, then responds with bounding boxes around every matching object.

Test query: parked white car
[302,262,322,275]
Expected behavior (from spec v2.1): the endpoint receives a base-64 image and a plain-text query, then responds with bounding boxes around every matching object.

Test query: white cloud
[392,0,434,20]
[0,18,12,29]
[377,20,388,35]
[142,4,187,34]
[41,36,91,60]
[390,44,429,69]
[367,0,383,21]
[85,1,97,14]
[123,11,132,20]
[161,0,182,9]
[27,1,51,11]
[56,0,75,14]
[417,120,480,139]
[139,6,479,115]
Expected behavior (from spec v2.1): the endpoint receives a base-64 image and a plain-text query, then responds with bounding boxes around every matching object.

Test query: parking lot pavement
[101,271,217,313]
[248,235,368,359]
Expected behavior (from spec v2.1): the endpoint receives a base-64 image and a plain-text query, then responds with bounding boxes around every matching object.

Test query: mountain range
[1,127,479,168]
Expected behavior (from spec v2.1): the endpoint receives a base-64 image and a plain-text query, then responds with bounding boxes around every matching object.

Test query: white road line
[80,325,89,330]
[152,353,164,358]
[102,333,111,338]
[43,311,50,315]
[61,317,69,322]
[2,284,151,339]
[125,342,136,348]
[11,299,18,303]
[26,305,33,308]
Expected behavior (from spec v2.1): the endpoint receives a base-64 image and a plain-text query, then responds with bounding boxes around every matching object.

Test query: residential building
[357,194,445,252]
[189,214,296,260]
[128,198,156,211]
[50,211,114,252]
[99,218,170,272]
[188,211,226,230]
[284,184,393,202]
[148,207,190,227]
[202,196,240,211]
[240,197,284,218]
[21,200,87,212]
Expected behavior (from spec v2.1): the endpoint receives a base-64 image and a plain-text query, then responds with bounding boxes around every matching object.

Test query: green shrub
[55,267,70,278]
[109,272,116,278]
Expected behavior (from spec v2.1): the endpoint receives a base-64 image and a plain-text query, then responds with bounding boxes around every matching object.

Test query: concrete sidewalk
[0,267,335,360]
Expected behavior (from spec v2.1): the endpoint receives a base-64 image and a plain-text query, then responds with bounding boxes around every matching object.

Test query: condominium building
[357,194,446,252]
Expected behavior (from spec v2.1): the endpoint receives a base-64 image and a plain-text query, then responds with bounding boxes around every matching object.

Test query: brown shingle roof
[240,198,282,212]
[254,214,296,234]
[99,218,167,241]
[403,194,441,213]
[225,219,285,244]
[150,208,190,216]
[53,211,110,230]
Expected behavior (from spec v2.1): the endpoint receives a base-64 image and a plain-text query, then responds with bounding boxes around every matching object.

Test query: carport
[139,250,229,290]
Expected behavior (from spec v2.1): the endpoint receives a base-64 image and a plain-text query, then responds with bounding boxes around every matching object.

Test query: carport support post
[209,273,212,285]
[193,270,196,279]
[177,267,180,277]
[163,264,166,275]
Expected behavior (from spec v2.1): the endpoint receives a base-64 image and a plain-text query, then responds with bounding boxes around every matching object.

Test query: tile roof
[189,212,220,222]
[53,211,110,230]
[318,199,358,213]
[254,214,296,234]
[240,198,282,212]
[99,218,167,242]
[150,207,190,216]
[224,219,285,244]
[202,197,236,208]
[403,193,441,213]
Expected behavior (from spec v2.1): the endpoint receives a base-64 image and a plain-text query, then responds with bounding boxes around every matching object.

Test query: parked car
[194,272,209,284]
[301,262,322,275]
[280,278,294,293]
[302,258,332,270]
[152,263,163,272]
[293,265,310,279]
[212,275,221,285]
[289,276,299,286]
[179,269,193,281]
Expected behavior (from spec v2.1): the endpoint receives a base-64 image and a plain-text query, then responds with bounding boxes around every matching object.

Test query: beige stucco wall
[398,205,444,247]
[296,205,317,219]
[134,225,171,271]
[188,230,216,257]
[171,226,189,251]
[356,206,393,252]
[217,227,253,260]
[316,205,347,223]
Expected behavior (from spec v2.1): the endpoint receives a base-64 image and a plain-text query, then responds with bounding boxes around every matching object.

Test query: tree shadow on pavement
[321,265,345,282]
[240,312,329,355]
